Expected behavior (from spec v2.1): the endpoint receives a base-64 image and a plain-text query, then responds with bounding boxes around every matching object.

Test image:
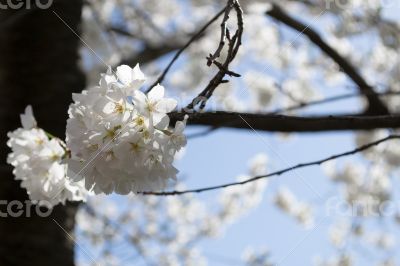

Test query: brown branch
[140,134,400,196]
[206,1,234,66]
[106,25,138,38]
[169,111,400,132]
[186,0,243,110]
[266,4,389,115]
[186,90,400,139]
[145,7,227,92]
[270,89,400,115]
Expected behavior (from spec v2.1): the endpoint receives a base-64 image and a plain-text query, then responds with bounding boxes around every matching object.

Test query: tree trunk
[0,1,85,265]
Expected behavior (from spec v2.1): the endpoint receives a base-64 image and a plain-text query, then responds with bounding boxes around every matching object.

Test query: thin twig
[139,134,400,196]
[144,7,227,93]
[275,82,306,106]
[270,89,400,115]
[84,205,156,266]
[107,26,138,38]
[206,0,234,66]
[186,0,243,110]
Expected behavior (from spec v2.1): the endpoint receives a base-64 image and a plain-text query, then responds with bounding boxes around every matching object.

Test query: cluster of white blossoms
[315,253,354,266]
[7,65,188,205]
[7,106,87,206]
[324,161,391,217]
[66,64,187,195]
[219,153,268,223]
[273,187,314,228]
[242,247,273,266]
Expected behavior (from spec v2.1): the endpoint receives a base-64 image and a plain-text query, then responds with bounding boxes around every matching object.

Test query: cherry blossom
[66,64,186,195]
[7,106,87,206]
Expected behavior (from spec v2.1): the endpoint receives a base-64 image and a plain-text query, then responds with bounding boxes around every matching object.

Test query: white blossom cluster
[366,231,396,250]
[315,253,354,266]
[273,187,314,228]
[324,161,391,217]
[66,64,187,195]
[7,106,87,206]
[328,220,353,248]
[356,130,400,168]
[218,153,268,224]
[242,247,274,266]
[320,130,400,265]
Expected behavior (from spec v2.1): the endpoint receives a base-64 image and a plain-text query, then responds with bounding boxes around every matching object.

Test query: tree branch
[140,134,400,196]
[145,6,227,92]
[169,111,400,132]
[266,4,389,115]
[116,7,226,71]
[270,89,400,115]
[186,0,243,110]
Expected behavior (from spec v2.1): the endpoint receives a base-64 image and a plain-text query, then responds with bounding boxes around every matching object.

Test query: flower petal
[148,84,164,101]
[116,65,133,85]
[132,64,145,82]
[20,105,37,129]
[132,90,148,115]
[155,98,177,113]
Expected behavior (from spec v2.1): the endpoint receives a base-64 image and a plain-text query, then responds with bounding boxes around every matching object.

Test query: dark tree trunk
[0,1,85,265]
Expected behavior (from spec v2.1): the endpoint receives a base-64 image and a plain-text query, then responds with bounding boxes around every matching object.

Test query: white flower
[248,153,268,176]
[116,64,146,95]
[329,221,350,247]
[274,187,296,213]
[7,106,87,207]
[242,247,273,266]
[66,64,187,195]
[167,115,188,152]
[133,84,177,126]
[92,86,133,126]
[273,187,314,227]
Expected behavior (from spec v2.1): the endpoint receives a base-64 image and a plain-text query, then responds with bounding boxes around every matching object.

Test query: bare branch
[266,4,389,115]
[140,134,400,196]
[144,7,227,92]
[107,25,138,38]
[186,0,243,110]
[114,9,227,68]
[270,89,400,115]
[206,1,234,66]
[169,111,400,132]
[84,205,155,266]
[186,90,400,139]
